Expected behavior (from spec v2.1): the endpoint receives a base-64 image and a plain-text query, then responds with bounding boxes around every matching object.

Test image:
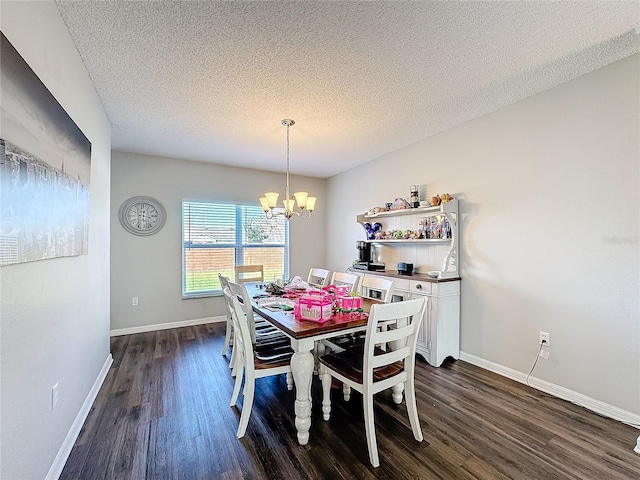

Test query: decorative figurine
[410,185,419,208]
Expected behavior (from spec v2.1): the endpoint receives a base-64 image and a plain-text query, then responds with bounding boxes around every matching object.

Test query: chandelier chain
[286,120,290,193]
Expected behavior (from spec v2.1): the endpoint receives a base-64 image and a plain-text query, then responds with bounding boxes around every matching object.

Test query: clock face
[126,201,159,230]
[118,196,166,236]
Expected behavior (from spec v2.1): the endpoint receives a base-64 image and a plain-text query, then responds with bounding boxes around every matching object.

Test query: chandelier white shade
[260,119,316,219]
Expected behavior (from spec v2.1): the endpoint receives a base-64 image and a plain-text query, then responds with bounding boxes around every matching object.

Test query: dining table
[246,283,377,446]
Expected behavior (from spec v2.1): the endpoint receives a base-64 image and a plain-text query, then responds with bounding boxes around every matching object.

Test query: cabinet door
[410,293,432,364]
[431,288,460,366]
[411,281,460,367]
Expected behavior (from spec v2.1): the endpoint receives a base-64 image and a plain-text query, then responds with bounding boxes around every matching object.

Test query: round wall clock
[118,196,166,236]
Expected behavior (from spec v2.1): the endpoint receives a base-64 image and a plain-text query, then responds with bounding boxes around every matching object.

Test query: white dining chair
[218,273,234,357]
[235,264,264,284]
[319,296,427,467]
[226,279,292,381]
[314,271,363,370]
[305,266,333,373]
[227,279,283,344]
[359,275,397,350]
[329,271,361,292]
[360,275,394,302]
[223,288,294,438]
[307,268,331,288]
[228,281,268,343]
[219,274,245,378]
[321,275,396,357]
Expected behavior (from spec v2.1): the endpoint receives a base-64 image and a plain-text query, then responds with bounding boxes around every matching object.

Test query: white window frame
[181,200,289,298]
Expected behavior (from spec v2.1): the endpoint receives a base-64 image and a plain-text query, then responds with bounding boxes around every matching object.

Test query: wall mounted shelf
[361,202,455,219]
[361,238,451,244]
[355,199,459,279]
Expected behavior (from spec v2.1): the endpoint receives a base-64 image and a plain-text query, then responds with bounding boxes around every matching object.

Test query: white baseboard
[460,352,640,429]
[110,315,226,337]
[45,353,113,480]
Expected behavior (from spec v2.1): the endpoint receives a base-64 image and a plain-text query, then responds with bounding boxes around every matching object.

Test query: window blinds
[182,201,288,297]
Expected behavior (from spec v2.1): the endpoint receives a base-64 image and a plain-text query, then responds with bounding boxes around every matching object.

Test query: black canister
[397,262,413,275]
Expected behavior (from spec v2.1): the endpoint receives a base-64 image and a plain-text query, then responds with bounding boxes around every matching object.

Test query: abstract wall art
[0,32,91,266]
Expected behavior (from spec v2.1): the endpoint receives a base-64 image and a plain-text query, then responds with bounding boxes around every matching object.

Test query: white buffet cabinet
[353,198,461,366]
[354,270,460,367]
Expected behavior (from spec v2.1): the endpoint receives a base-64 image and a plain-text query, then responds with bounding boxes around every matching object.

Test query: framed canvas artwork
[0,32,91,266]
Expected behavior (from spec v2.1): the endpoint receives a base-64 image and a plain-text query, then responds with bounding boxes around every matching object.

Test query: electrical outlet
[51,383,59,409]
[132,297,139,306]
[540,331,550,347]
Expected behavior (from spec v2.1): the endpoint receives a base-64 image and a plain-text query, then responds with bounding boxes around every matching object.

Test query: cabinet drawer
[409,280,431,295]
[391,277,410,291]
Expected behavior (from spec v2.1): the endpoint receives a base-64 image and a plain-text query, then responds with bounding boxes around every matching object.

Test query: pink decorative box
[295,290,334,323]
[323,284,350,297]
[336,295,361,311]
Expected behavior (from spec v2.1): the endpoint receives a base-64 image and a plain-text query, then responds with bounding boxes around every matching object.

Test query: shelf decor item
[410,185,419,208]
[420,215,451,240]
[259,119,317,220]
[390,198,411,210]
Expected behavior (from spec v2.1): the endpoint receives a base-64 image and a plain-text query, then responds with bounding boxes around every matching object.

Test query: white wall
[327,54,640,416]
[110,151,327,331]
[0,2,112,479]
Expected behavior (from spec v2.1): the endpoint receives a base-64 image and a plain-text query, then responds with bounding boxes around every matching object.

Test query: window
[182,201,288,298]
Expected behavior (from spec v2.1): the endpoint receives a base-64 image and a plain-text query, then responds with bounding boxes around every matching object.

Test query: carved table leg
[290,338,315,445]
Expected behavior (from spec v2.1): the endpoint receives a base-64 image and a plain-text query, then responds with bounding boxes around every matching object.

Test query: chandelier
[259,119,316,220]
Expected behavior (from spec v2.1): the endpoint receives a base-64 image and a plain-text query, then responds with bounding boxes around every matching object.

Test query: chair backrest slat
[235,265,264,284]
[363,297,426,385]
[308,268,331,288]
[373,322,415,345]
[360,276,395,303]
[330,271,361,292]
[370,346,411,369]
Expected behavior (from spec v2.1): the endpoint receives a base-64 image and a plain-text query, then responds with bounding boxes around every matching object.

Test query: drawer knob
[416,284,422,290]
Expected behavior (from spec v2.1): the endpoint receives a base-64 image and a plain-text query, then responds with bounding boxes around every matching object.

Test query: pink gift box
[295,290,333,323]
[335,285,350,296]
[322,284,350,297]
[336,295,361,311]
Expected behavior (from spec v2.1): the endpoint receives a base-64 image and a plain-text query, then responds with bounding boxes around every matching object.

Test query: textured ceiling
[54,1,640,178]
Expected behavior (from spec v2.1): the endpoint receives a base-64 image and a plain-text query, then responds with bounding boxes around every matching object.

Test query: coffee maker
[356,240,371,263]
[353,241,385,271]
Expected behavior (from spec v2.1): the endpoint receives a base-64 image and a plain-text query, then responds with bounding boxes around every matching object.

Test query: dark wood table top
[247,283,375,340]
[253,301,375,340]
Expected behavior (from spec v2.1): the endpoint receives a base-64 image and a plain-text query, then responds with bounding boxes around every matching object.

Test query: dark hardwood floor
[60,323,640,479]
